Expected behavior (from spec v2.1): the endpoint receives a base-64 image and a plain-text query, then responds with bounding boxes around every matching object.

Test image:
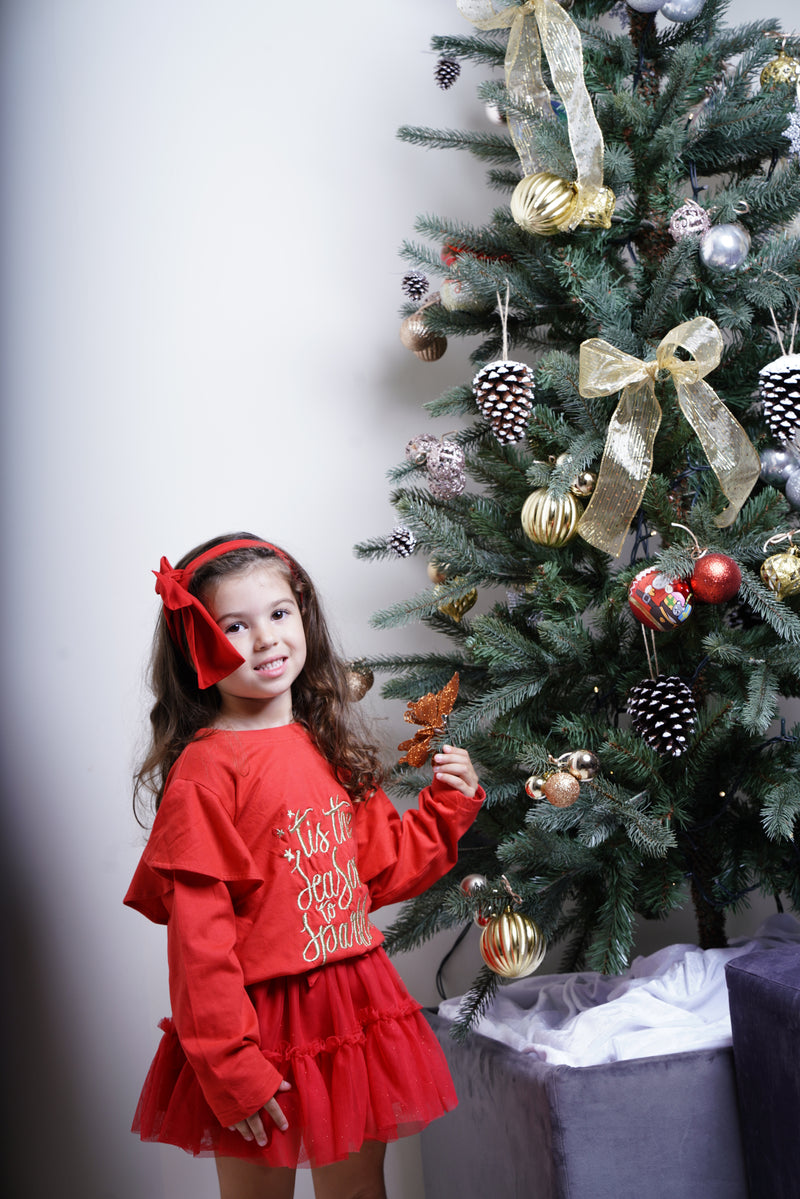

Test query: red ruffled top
[124,724,483,1128]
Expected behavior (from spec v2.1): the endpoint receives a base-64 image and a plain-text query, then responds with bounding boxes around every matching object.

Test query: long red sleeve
[165,878,284,1126]
[355,781,485,910]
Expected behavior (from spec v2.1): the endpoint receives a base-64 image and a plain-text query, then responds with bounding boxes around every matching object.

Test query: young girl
[125,533,483,1199]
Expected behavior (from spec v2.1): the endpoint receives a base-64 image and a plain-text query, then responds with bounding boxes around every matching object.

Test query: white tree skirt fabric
[437,914,800,1067]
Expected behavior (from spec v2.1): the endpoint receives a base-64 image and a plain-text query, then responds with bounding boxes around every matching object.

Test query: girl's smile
[205,563,307,728]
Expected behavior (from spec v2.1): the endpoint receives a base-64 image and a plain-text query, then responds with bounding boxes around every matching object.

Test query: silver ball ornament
[699,223,750,272]
[460,873,488,897]
[786,469,800,510]
[760,445,800,487]
[661,0,705,20]
[626,0,666,11]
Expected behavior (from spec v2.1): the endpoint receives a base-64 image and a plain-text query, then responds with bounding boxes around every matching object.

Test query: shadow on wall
[0,824,106,1199]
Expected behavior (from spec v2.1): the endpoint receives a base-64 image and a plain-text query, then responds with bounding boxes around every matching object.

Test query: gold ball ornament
[511,172,578,236]
[480,909,546,979]
[543,771,581,807]
[760,547,800,600]
[521,489,581,547]
[345,662,374,701]
[427,560,449,584]
[440,278,486,313]
[524,774,549,800]
[558,749,600,780]
[399,312,447,362]
[760,48,800,90]
[571,470,597,497]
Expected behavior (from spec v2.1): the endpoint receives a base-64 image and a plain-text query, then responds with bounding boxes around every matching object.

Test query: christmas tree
[356,0,800,1034]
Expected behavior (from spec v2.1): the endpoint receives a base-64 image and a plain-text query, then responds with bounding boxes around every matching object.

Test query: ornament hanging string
[763,531,796,552]
[457,0,613,229]
[497,283,511,360]
[641,624,659,681]
[767,300,798,357]
[577,316,760,557]
[500,874,523,907]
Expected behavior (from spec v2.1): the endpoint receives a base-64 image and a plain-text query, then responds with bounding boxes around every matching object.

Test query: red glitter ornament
[690,552,742,604]
[628,568,693,631]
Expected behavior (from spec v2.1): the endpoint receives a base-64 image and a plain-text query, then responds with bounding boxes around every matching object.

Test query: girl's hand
[433,745,480,798]
[229,1080,291,1147]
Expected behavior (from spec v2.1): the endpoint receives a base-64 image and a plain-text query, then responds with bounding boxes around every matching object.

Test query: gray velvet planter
[420,1009,748,1199]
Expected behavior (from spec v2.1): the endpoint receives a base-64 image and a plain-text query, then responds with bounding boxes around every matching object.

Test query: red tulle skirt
[132,947,457,1168]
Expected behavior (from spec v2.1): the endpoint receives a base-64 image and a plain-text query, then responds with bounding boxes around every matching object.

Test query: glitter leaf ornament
[398,672,460,767]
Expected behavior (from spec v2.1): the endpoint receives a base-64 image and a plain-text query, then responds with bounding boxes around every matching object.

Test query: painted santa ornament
[628,568,693,630]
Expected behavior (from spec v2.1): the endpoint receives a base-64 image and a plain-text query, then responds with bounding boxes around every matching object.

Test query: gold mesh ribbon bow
[577,317,761,557]
[457,0,611,228]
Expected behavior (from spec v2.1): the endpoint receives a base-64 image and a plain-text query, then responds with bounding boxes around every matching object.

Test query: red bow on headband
[153,539,294,689]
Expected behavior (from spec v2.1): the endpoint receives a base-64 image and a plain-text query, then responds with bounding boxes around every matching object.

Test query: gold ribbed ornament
[511,172,578,236]
[760,547,800,600]
[521,489,581,547]
[480,909,546,979]
[760,48,800,90]
[399,309,447,362]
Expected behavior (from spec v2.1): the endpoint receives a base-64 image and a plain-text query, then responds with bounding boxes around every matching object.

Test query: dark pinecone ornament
[759,353,800,444]
[626,674,697,757]
[401,271,430,302]
[434,56,461,90]
[389,526,417,558]
[472,360,534,444]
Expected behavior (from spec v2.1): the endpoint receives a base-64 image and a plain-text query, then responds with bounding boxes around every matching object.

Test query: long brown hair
[134,533,384,822]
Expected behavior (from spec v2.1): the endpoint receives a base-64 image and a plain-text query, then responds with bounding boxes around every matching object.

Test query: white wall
[0,2,793,1197]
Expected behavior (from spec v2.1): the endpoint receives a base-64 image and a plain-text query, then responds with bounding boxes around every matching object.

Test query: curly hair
[133,533,384,822]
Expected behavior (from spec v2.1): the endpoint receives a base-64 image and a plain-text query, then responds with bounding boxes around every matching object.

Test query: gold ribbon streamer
[457,0,608,226]
[577,317,761,557]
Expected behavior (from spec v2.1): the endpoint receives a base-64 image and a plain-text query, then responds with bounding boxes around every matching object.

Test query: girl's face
[204,562,307,729]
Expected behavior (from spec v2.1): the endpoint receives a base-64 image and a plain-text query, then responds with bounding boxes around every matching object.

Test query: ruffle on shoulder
[124,780,263,923]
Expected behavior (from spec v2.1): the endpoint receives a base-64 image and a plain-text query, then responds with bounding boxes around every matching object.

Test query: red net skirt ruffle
[132,947,456,1168]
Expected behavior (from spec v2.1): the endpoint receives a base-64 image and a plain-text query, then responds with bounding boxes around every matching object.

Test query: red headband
[154,539,296,689]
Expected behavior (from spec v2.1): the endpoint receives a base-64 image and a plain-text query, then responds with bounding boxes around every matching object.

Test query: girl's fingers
[264,1096,289,1132]
[229,1082,291,1144]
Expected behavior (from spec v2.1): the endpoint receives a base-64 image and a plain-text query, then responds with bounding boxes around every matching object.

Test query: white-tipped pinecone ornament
[389,526,416,558]
[759,354,800,444]
[472,360,534,444]
[434,56,461,90]
[401,271,430,301]
[626,674,697,757]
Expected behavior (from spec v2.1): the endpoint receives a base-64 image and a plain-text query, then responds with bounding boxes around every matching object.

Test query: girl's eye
[272,608,289,620]
[224,621,244,634]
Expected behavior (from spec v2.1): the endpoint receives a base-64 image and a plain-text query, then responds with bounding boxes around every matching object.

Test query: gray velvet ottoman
[420,1009,747,1199]
[725,946,800,1199]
